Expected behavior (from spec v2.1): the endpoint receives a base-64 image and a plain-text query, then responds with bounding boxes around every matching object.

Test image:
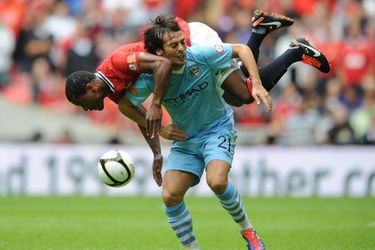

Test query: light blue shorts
[165,128,237,186]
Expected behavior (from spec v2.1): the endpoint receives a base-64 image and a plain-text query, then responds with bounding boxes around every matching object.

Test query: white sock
[239,215,253,233]
[187,241,200,250]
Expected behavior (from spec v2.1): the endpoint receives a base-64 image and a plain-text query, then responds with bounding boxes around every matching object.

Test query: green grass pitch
[0,196,374,250]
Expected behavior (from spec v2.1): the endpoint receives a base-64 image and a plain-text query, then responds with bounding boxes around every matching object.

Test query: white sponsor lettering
[0,145,374,197]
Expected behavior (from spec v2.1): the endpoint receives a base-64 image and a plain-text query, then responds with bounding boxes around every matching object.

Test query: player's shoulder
[188,44,229,58]
[118,41,145,51]
[109,42,145,60]
[101,42,145,72]
[187,45,207,57]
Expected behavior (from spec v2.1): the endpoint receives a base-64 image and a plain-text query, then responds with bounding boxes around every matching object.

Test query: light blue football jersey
[126,44,234,138]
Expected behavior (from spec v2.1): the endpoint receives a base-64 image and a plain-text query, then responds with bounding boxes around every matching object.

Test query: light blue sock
[165,201,199,249]
[217,181,252,232]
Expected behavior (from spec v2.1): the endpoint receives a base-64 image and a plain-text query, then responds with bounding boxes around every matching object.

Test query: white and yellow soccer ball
[97,150,135,187]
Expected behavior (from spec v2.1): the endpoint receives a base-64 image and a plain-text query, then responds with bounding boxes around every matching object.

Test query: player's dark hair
[65,71,95,104]
[144,15,181,54]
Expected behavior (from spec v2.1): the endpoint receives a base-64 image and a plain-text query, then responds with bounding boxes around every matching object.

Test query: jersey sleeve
[112,49,141,73]
[125,75,153,106]
[192,43,232,71]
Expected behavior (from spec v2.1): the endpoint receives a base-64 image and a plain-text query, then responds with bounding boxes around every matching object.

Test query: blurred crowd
[0,0,374,145]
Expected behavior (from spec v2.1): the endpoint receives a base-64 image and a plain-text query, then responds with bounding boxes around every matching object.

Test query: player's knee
[162,189,184,207]
[207,178,228,194]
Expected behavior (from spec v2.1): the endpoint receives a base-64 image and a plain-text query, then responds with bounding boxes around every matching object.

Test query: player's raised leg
[222,37,331,107]
[223,10,294,106]
[163,170,200,250]
[253,37,331,95]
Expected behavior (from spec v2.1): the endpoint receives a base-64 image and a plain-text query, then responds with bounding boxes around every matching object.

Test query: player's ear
[156,48,163,56]
[86,82,96,92]
[87,81,100,92]
[86,82,93,91]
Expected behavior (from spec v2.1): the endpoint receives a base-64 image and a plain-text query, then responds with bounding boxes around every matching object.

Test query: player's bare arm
[118,96,186,186]
[138,52,173,138]
[118,96,187,141]
[119,97,164,186]
[231,44,272,112]
[136,124,164,186]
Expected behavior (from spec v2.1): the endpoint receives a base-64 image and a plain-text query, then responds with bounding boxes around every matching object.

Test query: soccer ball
[97,150,135,187]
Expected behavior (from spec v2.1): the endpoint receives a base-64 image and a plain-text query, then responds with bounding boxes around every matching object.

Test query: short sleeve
[112,50,141,73]
[192,43,232,71]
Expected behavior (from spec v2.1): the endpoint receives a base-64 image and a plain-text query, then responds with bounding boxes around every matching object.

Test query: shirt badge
[189,66,201,77]
[127,53,136,63]
[214,44,224,54]
[129,64,137,71]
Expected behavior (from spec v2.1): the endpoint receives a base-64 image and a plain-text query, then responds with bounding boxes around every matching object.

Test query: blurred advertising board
[0,144,374,197]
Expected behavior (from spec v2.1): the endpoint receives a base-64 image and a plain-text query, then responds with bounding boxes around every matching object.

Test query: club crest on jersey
[127,53,136,63]
[129,64,137,71]
[215,44,224,54]
[189,66,201,77]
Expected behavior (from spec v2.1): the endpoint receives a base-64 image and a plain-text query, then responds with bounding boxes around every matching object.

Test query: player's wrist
[249,76,261,86]
[246,77,253,97]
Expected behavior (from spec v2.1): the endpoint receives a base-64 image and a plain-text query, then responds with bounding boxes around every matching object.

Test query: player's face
[76,83,105,111]
[158,31,187,68]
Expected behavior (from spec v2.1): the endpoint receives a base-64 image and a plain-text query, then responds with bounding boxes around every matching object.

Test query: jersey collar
[172,65,185,74]
[95,71,115,93]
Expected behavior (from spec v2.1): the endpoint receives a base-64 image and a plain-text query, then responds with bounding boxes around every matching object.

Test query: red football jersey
[96,41,144,104]
[96,18,191,104]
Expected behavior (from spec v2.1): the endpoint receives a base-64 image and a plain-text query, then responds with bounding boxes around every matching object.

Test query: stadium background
[0,0,373,145]
[0,0,374,249]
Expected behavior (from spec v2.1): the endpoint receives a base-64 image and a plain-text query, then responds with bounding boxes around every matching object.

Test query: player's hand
[160,124,187,141]
[146,104,162,138]
[152,153,163,186]
[250,78,272,112]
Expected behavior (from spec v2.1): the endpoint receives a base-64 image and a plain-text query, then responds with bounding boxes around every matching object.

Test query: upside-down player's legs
[222,44,301,106]
[222,10,331,107]
[222,10,295,107]
[187,10,295,107]
[222,39,330,107]
[222,54,291,107]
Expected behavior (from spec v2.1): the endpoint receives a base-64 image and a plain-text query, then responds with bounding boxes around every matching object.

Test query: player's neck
[172,64,185,73]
